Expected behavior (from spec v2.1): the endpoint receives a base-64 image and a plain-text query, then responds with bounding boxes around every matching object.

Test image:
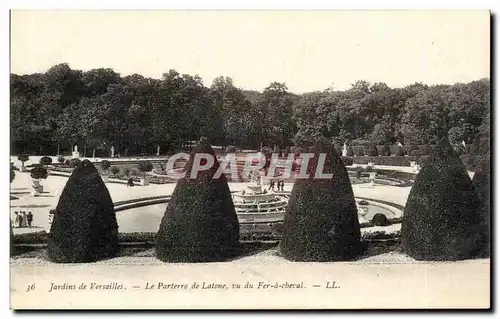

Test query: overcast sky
[10,10,490,93]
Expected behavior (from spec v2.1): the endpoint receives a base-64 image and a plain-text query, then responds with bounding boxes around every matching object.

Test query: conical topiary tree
[47,159,119,263]
[395,145,405,156]
[401,138,483,261]
[156,137,240,262]
[367,144,378,156]
[280,138,361,261]
[472,155,490,257]
[381,144,391,156]
[346,146,354,157]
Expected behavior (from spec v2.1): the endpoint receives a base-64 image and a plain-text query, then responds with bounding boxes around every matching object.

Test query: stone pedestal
[32,180,43,196]
[141,178,149,186]
[72,151,80,159]
[101,175,109,183]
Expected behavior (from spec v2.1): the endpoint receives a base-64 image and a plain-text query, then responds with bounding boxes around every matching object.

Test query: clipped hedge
[367,145,379,156]
[40,156,53,166]
[401,139,483,261]
[280,138,361,261]
[394,146,405,156]
[380,145,391,156]
[472,156,491,257]
[156,137,240,262]
[47,159,119,263]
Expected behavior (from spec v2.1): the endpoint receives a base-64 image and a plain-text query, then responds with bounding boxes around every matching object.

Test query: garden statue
[72,145,80,159]
[250,170,262,186]
[342,142,348,157]
[110,146,115,158]
[369,172,377,186]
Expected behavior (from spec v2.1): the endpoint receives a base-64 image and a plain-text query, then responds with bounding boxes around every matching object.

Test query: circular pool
[115,197,403,233]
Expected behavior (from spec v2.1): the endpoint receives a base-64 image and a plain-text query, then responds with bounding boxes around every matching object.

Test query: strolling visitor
[27,212,33,228]
[127,178,135,187]
[14,212,20,228]
[269,180,275,191]
[20,212,28,227]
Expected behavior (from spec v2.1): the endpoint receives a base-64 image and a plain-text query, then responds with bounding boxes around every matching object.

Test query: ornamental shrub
[69,158,81,168]
[372,213,389,226]
[40,156,53,166]
[471,155,491,258]
[100,160,111,171]
[110,166,120,175]
[156,137,240,262]
[47,159,119,263]
[394,145,405,156]
[367,144,378,156]
[381,144,391,156]
[280,138,361,261]
[30,166,48,180]
[401,139,483,260]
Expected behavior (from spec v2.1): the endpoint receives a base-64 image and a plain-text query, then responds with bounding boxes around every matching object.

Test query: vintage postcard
[9,10,491,310]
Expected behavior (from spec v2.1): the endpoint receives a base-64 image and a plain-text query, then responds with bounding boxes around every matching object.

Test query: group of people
[268,180,285,192]
[13,211,33,228]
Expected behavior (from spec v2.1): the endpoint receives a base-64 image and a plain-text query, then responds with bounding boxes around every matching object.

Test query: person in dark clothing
[27,212,33,228]
[269,180,275,191]
[127,178,135,187]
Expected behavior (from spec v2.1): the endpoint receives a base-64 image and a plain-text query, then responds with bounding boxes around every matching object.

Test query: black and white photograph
[8,9,491,309]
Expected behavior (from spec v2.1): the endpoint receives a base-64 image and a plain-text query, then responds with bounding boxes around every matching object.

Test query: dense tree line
[10,63,490,156]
